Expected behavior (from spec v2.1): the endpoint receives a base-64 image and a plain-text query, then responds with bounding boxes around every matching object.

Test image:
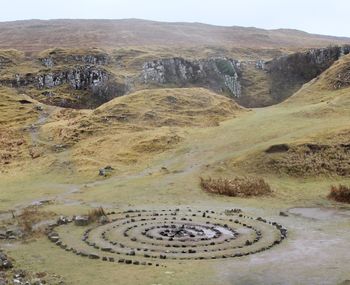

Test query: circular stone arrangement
[46,208,287,266]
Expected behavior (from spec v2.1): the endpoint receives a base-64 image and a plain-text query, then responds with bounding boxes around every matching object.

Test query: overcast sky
[2,0,349,37]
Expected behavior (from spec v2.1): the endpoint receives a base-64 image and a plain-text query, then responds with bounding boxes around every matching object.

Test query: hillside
[0,19,350,51]
[232,55,350,177]
[1,45,349,109]
[0,49,350,285]
[1,19,350,285]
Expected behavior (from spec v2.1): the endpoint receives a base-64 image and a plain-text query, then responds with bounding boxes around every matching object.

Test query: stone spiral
[47,208,287,266]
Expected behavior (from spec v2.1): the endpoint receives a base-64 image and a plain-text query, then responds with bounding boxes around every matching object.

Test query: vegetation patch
[323,54,350,90]
[328,184,350,203]
[250,141,350,177]
[200,176,272,197]
[87,207,109,223]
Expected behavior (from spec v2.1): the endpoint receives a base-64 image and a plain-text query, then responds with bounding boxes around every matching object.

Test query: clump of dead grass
[200,176,272,197]
[15,207,55,237]
[87,207,108,222]
[328,184,350,203]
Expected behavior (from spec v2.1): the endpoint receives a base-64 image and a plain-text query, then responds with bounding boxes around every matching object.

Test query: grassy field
[1,56,350,284]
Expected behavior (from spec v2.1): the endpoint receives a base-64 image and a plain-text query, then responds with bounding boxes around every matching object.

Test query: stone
[0,253,13,270]
[98,215,109,225]
[265,144,290,154]
[74,216,90,226]
[99,166,114,177]
[279,211,288,217]
[88,254,100,259]
[57,216,70,225]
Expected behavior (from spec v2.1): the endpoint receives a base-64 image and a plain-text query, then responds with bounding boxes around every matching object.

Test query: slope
[0,19,350,51]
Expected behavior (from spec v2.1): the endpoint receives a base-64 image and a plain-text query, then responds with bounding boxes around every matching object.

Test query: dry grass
[38,88,244,174]
[328,184,350,203]
[200,176,272,197]
[94,88,245,128]
[322,54,350,90]
[15,207,56,237]
[251,142,350,177]
[87,207,108,222]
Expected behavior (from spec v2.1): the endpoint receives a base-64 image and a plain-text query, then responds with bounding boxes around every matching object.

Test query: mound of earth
[322,54,350,90]
[39,88,244,173]
[239,128,350,177]
[93,88,245,128]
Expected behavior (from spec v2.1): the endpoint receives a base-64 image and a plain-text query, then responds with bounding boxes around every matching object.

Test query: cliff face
[7,66,127,108]
[141,57,242,97]
[139,46,350,107]
[39,52,111,68]
[14,67,109,89]
[264,45,350,103]
[0,45,348,109]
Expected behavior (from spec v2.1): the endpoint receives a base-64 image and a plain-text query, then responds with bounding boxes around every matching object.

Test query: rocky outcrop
[40,54,110,68]
[139,46,350,106]
[13,66,110,89]
[264,45,350,102]
[0,56,13,69]
[1,45,350,109]
[10,66,127,108]
[141,57,242,97]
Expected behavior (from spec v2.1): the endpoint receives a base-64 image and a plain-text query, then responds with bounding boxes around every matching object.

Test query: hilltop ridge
[0,19,349,51]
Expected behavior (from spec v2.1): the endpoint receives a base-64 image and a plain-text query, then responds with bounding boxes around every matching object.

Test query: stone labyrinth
[47,208,287,266]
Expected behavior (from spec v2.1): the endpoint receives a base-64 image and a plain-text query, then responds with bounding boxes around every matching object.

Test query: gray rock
[74,216,90,226]
[98,215,109,225]
[99,165,114,177]
[279,211,289,217]
[88,254,100,259]
[57,216,70,225]
[141,57,242,97]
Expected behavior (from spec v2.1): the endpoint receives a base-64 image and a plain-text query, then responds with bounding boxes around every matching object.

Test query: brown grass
[251,142,350,177]
[87,207,108,222]
[200,176,272,197]
[16,207,55,237]
[328,184,350,203]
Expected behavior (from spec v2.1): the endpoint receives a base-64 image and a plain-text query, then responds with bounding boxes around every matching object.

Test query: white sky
[1,0,349,37]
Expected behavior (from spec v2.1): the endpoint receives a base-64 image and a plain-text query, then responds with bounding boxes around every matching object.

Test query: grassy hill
[1,20,350,285]
[0,53,350,285]
[0,19,350,51]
